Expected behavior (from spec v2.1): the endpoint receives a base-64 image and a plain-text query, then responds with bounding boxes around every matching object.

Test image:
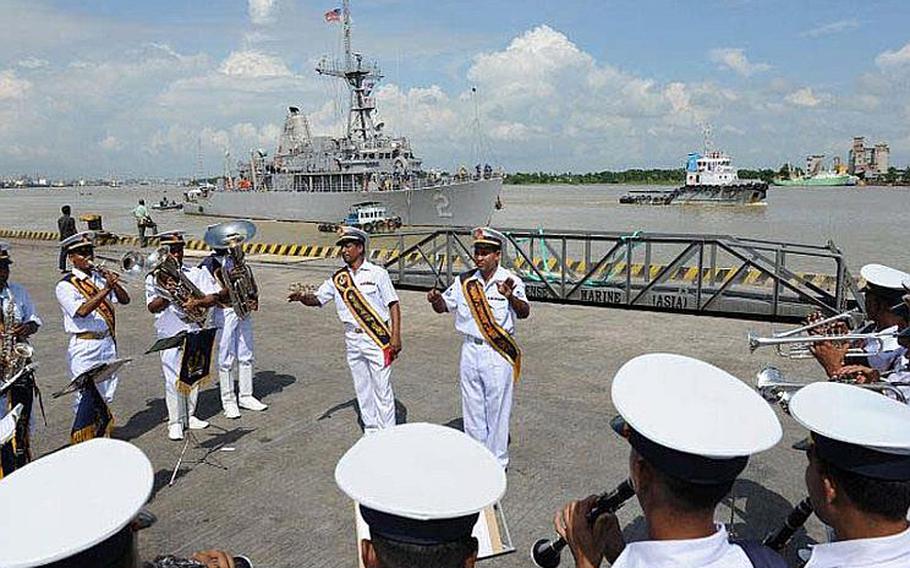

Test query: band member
[145,231,221,441]
[0,438,236,568]
[336,423,506,568]
[426,227,529,468]
[0,243,41,472]
[288,227,402,433]
[811,264,909,379]
[55,232,130,411]
[555,354,783,568]
[788,382,910,567]
[200,244,266,419]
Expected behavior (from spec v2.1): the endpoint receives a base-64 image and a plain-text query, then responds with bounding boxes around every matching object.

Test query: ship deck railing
[373,227,860,322]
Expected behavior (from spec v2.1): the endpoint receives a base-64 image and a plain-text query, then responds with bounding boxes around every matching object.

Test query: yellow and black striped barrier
[0,227,841,289]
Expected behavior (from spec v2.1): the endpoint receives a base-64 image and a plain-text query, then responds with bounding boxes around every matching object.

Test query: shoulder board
[458,269,476,284]
[59,273,76,284]
[333,266,348,278]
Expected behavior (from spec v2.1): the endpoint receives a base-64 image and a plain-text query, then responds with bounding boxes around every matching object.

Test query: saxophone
[0,288,33,386]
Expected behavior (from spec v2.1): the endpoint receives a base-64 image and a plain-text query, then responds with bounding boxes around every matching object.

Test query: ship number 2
[434,192,453,218]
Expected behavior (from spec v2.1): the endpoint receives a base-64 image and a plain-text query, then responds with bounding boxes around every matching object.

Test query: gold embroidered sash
[461,275,521,382]
[333,268,394,367]
[65,274,116,338]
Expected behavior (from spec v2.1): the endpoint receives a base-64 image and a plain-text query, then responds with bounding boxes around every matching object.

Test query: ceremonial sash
[333,268,394,367]
[177,328,217,395]
[70,379,113,444]
[460,273,522,382]
[64,274,116,338]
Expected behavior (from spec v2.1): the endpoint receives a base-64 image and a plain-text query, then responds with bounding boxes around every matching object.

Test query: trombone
[772,308,862,339]
[747,330,897,359]
[756,365,908,410]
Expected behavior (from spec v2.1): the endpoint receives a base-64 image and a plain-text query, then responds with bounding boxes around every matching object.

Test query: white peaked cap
[0,439,154,567]
[612,353,782,459]
[861,263,910,291]
[335,423,505,521]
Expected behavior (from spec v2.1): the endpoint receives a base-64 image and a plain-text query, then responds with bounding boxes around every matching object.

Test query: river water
[0,184,907,268]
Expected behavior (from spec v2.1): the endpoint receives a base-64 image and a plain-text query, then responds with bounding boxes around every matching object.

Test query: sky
[1,0,909,177]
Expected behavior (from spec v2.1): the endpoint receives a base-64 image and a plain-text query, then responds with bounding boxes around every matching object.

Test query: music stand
[147,330,231,486]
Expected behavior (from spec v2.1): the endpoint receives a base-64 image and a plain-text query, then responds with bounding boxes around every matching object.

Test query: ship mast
[316,0,383,146]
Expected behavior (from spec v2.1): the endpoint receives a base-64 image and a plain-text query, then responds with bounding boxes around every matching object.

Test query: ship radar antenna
[702,123,714,154]
[316,0,383,144]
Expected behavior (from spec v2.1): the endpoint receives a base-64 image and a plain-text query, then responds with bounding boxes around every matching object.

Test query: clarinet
[531,479,635,568]
[762,497,814,552]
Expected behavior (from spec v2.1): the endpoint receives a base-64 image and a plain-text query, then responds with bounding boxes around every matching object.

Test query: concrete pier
[12,239,823,567]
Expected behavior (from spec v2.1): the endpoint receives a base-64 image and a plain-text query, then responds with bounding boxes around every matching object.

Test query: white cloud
[709,48,771,77]
[219,50,291,77]
[800,19,859,38]
[876,42,910,69]
[784,87,830,107]
[99,135,123,152]
[248,0,277,25]
[17,57,49,69]
[0,70,32,100]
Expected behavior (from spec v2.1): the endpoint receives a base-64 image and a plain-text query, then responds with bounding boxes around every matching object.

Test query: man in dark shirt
[57,205,77,272]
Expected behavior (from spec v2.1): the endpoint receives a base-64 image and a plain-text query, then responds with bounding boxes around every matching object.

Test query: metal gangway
[376,227,862,323]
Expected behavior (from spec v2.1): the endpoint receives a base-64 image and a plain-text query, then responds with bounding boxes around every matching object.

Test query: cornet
[747,330,898,359]
[756,366,908,411]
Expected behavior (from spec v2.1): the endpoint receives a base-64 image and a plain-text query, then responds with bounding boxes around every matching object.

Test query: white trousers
[344,329,395,431]
[160,346,199,427]
[460,338,514,468]
[217,309,254,371]
[68,335,118,413]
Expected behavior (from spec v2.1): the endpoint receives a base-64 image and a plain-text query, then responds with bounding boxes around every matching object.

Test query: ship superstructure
[186,0,501,226]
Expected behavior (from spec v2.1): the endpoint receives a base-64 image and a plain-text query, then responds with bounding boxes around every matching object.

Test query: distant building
[849,136,890,178]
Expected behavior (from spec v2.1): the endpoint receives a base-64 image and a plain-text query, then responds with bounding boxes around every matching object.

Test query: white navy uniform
[145,265,219,427]
[612,524,751,568]
[55,268,119,410]
[804,526,910,567]
[865,326,906,373]
[315,260,399,431]
[0,283,41,424]
[441,265,527,468]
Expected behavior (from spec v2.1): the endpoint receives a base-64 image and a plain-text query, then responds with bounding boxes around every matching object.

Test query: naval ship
[185,1,501,227]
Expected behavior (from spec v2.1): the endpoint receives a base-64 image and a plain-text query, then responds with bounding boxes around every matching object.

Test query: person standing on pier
[288,226,402,433]
[145,231,221,441]
[55,232,130,411]
[56,205,76,272]
[426,227,529,469]
[132,199,157,247]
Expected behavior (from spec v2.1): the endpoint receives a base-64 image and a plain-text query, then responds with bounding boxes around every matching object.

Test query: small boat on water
[620,147,767,206]
[152,200,183,211]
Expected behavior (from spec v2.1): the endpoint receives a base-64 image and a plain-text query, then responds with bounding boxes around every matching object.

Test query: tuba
[0,288,34,387]
[146,247,210,325]
[204,220,258,320]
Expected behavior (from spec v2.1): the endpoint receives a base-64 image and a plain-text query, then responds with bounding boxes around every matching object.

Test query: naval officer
[288,226,402,433]
[335,422,507,568]
[555,354,783,568]
[788,381,910,567]
[811,263,909,380]
[55,231,130,410]
[145,231,221,441]
[200,242,266,419]
[0,242,41,471]
[427,227,529,468]
[0,438,237,568]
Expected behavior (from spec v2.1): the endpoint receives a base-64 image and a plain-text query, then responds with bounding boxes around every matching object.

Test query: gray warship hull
[184,177,502,226]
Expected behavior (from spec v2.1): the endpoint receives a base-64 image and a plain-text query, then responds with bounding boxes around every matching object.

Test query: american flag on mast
[324,7,342,22]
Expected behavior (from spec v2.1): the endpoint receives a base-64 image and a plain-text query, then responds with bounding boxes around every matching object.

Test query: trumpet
[86,251,149,286]
[747,330,898,359]
[756,366,908,411]
[772,309,862,339]
[531,479,635,568]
